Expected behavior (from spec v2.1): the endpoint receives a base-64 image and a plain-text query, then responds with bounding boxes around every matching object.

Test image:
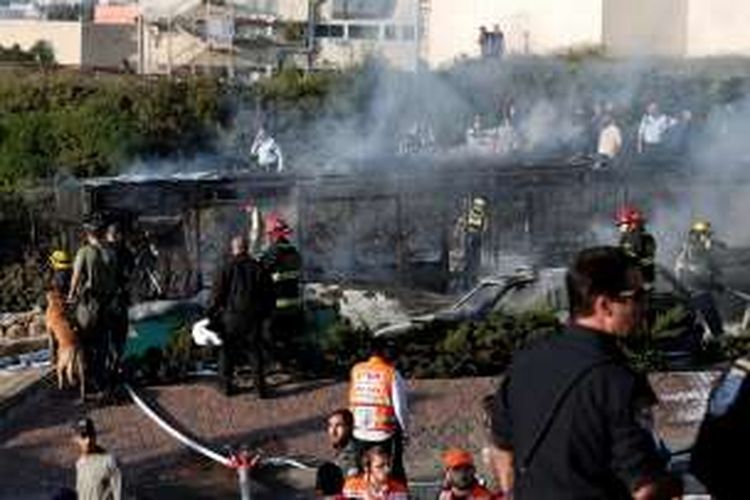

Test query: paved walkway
[0,372,715,499]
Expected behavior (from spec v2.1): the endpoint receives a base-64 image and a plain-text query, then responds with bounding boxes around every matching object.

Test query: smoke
[109,51,750,285]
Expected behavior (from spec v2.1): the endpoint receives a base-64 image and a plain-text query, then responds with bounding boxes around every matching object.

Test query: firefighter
[49,249,73,297]
[261,213,304,370]
[615,206,656,285]
[349,337,408,483]
[462,196,489,289]
[675,220,725,336]
[438,448,495,500]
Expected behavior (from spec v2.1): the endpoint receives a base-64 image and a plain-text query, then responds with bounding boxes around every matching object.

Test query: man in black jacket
[490,246,681,499]
[210,236,275,397]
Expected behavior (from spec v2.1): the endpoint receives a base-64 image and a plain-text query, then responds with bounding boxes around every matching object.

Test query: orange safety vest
[342,475,409,499]
[349,356,398,434]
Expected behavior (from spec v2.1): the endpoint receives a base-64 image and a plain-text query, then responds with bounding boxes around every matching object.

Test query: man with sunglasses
[489,246,681,499]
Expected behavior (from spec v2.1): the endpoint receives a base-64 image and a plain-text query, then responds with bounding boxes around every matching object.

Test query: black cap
[73,417,96,438]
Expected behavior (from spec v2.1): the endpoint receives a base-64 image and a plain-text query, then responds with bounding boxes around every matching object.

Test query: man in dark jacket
[103,222,134,388]
[490,246,681,499]
[210,235,274,397]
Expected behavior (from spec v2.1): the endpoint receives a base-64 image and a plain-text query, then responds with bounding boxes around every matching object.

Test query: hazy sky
[428,0,602,66]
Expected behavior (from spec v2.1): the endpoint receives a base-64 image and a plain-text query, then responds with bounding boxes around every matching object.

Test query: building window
[332,0,396,20]
[348,24,380,40]
[315,24,344,38]
[384,24,397,40]
[401,25,415,41]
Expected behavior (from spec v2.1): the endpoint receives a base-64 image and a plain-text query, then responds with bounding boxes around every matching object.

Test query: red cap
[442,448,474,469]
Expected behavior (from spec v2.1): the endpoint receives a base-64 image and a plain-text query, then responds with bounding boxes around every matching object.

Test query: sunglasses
[616,286,647,302]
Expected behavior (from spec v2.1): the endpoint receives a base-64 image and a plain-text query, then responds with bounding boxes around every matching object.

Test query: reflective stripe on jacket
[350,356,397,435]
[467,206,486,233]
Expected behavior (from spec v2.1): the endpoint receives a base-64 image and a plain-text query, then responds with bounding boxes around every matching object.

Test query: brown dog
[46,290,85,401]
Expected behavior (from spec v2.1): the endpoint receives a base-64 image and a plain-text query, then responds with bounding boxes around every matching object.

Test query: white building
[603,0,750,57]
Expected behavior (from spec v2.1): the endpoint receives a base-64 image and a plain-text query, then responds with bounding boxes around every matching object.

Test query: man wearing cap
[73,418,122,500]
[439,448,495,500]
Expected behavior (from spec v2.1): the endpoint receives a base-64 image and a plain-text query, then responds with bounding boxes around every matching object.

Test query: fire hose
[124,383,312,499]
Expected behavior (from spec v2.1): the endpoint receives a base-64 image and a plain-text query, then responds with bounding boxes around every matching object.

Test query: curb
[0,367,53,420]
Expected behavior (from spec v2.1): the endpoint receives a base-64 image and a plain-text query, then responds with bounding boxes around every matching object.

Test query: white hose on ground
[124,383,315,470]
[125,383,232,467]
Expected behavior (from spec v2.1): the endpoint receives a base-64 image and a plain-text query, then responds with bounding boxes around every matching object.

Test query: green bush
[0,72,226,188]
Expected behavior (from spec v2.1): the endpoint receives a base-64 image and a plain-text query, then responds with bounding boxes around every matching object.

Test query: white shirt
[76,453,122,500]
[352,370,409,442]
[598,123,623,158]
[638,114,676,145]
[251,132,284,172]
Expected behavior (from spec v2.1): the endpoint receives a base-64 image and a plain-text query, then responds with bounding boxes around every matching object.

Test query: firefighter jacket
[466,204,488,234]
[675,238,722,292]
[261,238,302,311]
[349,356,408,442]
[341,475,409,500]
[619,229,656,283]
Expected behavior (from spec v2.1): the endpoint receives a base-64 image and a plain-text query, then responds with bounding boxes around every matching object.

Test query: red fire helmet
[265,212,292,240]
[615,205,645,226]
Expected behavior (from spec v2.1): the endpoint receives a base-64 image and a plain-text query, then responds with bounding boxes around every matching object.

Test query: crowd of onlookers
[461,98,699,164]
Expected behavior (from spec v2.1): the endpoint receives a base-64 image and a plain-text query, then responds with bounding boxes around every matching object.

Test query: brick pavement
[0,372,715,499]
[0,375,498,499]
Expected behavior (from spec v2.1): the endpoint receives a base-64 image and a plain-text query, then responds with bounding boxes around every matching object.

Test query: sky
[427,0,602,66]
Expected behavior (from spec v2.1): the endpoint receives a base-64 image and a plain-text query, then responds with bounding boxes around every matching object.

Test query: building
[138,0,421,76]
[603,0,750,57]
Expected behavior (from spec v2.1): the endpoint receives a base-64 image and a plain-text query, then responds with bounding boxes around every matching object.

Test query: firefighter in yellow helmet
[49,249,73,296]
[461,196,489,289]
[675,219,726,336]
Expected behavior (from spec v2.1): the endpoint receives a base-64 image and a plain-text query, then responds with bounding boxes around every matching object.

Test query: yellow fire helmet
[691,220,712,235]
[49,250,72,271]
[472,196,488,208]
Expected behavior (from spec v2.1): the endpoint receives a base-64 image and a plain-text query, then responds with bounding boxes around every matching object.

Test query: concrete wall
[427,0,602,67]
[603,0,687,57]
[82,23,137,70]
[0,20,81,65]
[142,25,206,74]
[686,0,750,56]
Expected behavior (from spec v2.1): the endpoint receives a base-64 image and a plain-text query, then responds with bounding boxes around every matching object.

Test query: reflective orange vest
[349,356,397,435]
[342,475,409,499]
